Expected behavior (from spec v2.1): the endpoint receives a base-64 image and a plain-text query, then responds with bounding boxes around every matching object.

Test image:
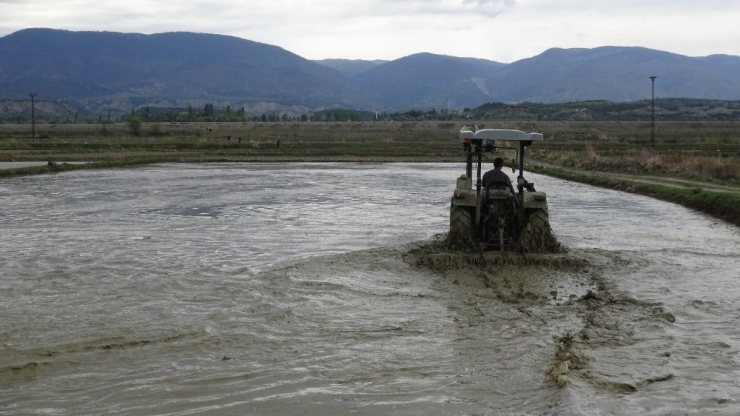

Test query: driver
[483,157,515,194]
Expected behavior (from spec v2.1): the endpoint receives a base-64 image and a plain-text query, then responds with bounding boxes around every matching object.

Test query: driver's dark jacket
[482,169,514,194]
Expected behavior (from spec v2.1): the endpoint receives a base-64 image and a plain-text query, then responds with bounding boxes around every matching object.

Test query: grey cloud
[462,0,514,6]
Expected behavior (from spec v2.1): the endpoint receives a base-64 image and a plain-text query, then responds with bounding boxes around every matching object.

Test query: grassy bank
[534,165,740,227]
[522,122,739,227]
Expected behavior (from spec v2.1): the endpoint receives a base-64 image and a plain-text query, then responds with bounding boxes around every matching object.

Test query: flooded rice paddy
[1,163,739,415]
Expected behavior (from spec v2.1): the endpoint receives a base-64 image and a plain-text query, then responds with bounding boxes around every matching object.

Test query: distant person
[483,157,515,194]
[277,139,281,148]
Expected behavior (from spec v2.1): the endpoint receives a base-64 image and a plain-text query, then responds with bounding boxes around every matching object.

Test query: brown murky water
[1,163,739,415]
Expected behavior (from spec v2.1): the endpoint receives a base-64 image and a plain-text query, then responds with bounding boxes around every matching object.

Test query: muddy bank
[0,159,158,178]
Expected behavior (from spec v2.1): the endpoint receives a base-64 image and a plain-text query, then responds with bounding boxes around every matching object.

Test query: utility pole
[649,76,656,149]
[29,92,38,142]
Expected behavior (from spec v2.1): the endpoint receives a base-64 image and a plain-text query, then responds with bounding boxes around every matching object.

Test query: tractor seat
[485,181,512,194]
[484,182,513,204]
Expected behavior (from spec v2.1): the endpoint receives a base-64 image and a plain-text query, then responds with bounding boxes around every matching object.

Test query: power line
[29,92,38,142]
[649,76,656,149]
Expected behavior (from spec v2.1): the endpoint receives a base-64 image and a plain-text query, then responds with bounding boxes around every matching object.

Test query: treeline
[4,98,740,125]
[1,101,465,125]
[472,99,740,122]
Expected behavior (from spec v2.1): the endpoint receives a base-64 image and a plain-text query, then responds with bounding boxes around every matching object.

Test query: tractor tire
[449,206,474,250]
[519,210,562,253]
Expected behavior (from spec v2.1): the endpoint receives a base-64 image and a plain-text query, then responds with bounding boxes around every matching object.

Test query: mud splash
[404,236,596,313]
[411,234,581,272]
[445,213,564,253]
[518,213,564,253]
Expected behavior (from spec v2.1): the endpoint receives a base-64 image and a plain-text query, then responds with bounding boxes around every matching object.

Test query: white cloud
[1,0,739,62]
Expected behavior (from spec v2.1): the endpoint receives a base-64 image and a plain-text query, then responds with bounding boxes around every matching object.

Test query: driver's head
[493,157,504,169]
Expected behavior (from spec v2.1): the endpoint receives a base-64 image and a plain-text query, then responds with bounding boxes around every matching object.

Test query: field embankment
[532,165,740,227]
[523,121,739,227]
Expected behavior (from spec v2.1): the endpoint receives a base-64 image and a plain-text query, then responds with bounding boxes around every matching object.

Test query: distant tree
[150,121,163,136]
[203,103,214,117]
[300,114,308,122]
[128,116,142,135]
[261,114,267,122]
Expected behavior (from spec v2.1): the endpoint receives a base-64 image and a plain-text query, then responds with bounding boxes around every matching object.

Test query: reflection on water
[1,163,739,415]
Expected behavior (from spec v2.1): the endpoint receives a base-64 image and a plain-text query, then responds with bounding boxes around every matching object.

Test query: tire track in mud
[0,329,211,390]
[548,289,676,391]
[405,239,680,401]
[542,250,679,399]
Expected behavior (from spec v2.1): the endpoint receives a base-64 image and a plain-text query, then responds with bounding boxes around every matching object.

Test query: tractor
[449,126,557,252]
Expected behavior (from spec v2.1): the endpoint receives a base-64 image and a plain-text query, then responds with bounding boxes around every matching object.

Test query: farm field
[1,120,738,179]
[1,120,738,226]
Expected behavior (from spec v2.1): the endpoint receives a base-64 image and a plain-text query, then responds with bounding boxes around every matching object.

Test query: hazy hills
[485,47,740,102]
[346,53,506,110]
[2,28,740,116]
[0,29,369,113]
[313,59,388,78]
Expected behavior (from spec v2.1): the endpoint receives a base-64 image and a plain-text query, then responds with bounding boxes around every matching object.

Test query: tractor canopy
[459,127,544,143]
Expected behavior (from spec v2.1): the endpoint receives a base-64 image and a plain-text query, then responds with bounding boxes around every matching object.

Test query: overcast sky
[2,0,739,63]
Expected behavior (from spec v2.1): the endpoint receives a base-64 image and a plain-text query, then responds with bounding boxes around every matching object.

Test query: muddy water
[1,163,739,415]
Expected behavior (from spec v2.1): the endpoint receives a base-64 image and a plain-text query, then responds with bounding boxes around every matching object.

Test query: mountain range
[1,28,740,116]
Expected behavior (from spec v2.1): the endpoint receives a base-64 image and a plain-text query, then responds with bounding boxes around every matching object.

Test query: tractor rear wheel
[449,206,474,250]
[519,209,561,253]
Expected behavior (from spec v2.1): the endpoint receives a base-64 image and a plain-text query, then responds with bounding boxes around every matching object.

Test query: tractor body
[449,127,555,252]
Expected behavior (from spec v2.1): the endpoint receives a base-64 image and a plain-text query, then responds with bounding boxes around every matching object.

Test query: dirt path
[533,163,740,195]
[592,172,740,195]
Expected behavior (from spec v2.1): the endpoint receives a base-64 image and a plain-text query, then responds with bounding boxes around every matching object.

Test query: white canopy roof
[459,127,543,142]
